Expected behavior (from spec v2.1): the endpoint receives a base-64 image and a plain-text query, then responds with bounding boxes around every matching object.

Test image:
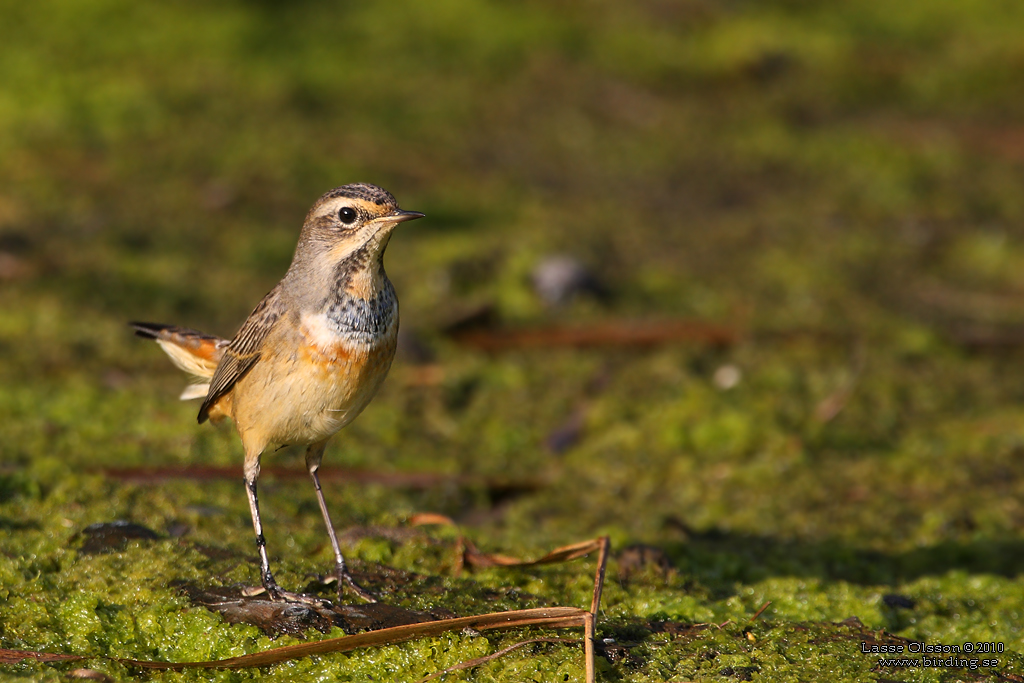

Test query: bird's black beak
[389,209,425,223]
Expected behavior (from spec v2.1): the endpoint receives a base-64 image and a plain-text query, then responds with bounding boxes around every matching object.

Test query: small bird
[132,183,423,604]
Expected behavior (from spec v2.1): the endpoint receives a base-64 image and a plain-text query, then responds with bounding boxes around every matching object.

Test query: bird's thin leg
[306,441,377,603]
[243,456,283,598]
[244,454,328,605]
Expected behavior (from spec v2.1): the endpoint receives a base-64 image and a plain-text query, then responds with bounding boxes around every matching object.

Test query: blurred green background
[4,0,1024,680]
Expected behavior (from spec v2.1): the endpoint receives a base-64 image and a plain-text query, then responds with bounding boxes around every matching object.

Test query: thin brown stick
[590,536,610,618]
[463,537,605,569]
[583,536,610,682]
[120,607,590,670]
[0,650,85,665]
[751,601,772,622]
[584,613,596,683]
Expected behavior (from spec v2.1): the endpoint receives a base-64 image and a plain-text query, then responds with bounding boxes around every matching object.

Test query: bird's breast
[322,279,398,345]
[230,288,399,450]
[296,285,398,392]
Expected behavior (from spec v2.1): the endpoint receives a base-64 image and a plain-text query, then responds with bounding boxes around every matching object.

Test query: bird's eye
[338,207,357,224]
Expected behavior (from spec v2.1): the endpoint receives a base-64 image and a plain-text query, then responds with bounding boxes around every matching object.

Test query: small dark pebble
[882,594,916,610]
[77,521,161,554]
[719,666,758,680]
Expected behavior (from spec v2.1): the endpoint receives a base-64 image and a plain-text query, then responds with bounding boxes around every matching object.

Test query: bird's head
[301,183,423,260]
[289,183,423,296]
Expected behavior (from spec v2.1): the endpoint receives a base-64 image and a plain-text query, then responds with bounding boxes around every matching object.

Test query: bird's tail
[130,322,228,400]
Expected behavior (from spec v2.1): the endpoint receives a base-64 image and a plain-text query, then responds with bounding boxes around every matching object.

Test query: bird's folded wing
[198,285,284,424]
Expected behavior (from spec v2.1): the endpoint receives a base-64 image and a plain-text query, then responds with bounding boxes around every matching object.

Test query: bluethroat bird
[132,183,423,603]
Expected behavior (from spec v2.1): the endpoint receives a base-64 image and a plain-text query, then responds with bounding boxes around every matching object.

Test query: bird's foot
[323,566,377,603]
[275,587,335,608]
[245,582,334,608]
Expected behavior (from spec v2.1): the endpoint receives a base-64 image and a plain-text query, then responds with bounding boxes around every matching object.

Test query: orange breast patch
[297,311,398,383]
[300,338,358,368]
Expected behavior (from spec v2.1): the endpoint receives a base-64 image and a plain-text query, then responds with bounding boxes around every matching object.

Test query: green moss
[4,0,1024,680]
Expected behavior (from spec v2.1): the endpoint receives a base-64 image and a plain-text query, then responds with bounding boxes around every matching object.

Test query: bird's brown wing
[198,285,284,424]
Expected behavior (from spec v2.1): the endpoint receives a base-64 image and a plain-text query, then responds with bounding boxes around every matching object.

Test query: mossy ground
[4,1,1024,681]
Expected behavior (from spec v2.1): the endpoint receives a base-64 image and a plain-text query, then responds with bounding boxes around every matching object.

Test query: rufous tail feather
[130,322,228,400]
